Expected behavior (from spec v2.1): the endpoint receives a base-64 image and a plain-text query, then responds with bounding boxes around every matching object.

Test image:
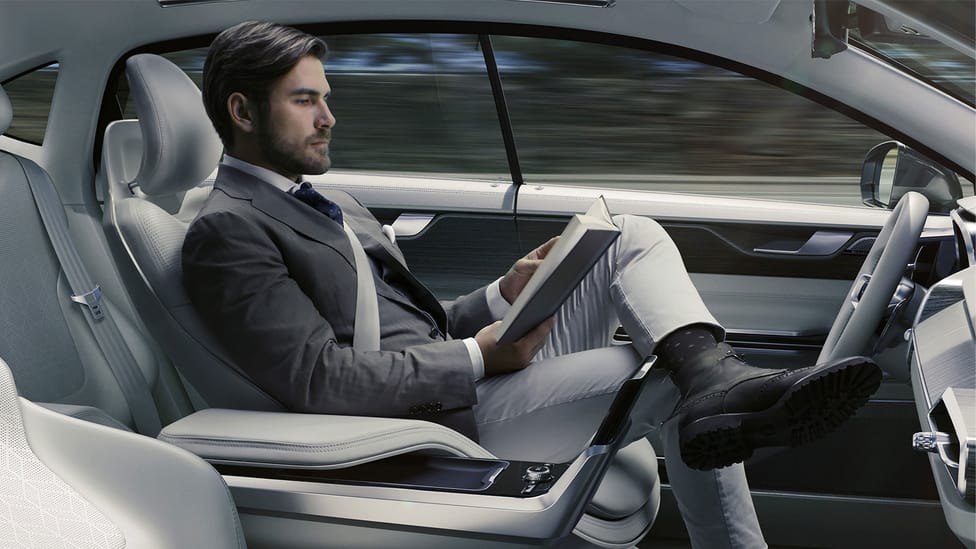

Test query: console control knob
[523,464,553,483]
[912,431,950,453]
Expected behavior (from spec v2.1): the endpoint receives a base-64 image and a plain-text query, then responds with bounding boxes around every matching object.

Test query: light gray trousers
[473,215,766,549]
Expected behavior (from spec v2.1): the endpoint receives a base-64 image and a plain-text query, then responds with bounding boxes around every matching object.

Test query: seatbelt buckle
[71,285,105,321]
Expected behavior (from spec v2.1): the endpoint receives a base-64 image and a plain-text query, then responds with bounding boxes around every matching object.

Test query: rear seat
[0,82,189,434]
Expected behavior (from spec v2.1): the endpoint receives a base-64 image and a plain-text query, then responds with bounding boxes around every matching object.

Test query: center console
[159,356,665,548]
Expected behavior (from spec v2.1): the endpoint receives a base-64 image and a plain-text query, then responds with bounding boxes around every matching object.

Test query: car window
[129,35,509,181]
[490,36,899,207]
[322,34,508,179]
[2,63,59,144]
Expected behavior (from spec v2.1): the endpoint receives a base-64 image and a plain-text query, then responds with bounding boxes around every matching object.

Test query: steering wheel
[818,191,929,364]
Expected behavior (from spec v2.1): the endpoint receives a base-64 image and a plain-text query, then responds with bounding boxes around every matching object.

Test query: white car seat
[102,54,279,411]
[0,80,190,434]
[0,356,246,548]
[100,53,662,548]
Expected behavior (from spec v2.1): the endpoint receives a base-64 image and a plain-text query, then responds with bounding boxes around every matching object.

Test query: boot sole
[678,357,882,471]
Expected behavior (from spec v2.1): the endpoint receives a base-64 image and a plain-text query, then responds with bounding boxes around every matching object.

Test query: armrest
[158,408,494,469]
[167,358,660,547]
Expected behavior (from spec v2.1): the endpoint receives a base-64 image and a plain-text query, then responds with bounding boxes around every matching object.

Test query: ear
[227,92,255,134]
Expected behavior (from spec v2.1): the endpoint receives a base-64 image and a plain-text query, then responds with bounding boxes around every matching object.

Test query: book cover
[496,196,620,344]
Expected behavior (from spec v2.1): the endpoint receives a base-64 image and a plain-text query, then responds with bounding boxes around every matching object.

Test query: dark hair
[202,21,327,148]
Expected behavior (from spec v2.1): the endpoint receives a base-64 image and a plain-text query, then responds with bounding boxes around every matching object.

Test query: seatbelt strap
[342,221,380,351]
[15,157,162,436]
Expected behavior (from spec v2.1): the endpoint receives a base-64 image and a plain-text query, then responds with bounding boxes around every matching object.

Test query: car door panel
[328,178,884,338]
[315,172,522,299]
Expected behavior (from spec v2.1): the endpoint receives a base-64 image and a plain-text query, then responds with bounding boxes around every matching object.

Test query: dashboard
[910,196,976,548]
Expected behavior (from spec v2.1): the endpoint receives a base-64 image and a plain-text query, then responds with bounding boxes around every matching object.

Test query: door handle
[753,230,853,256]
[391,213,435,237]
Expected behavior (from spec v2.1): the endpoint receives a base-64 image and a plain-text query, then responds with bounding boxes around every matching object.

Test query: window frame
[95,20,974,196]
[1,61,60,146]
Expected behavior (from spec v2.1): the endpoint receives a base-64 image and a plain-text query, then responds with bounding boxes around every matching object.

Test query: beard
[255,115,331,177]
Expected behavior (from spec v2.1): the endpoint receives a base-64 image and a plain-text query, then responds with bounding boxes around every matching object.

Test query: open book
[496,196,620,344]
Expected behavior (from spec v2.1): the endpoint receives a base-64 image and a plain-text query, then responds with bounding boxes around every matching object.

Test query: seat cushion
[0,361,126,548]
[36,402,133,432]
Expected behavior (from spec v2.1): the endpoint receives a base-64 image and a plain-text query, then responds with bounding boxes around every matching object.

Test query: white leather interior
[159,408,493,468]
[36,402,132,431]
[1,357,246,548]
[125,54,222,196]
[105,65,285,412]
[0,359,126,548]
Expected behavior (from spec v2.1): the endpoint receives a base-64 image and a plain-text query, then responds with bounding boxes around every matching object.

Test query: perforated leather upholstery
[125,54,223,196]
[0,88,160,429]
[0,359,125,548]
[104,60,284,411]
[0,357,246,548]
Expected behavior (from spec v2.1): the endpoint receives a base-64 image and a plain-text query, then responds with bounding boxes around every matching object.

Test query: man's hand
[475,318,555,377]
[498,237,559,304]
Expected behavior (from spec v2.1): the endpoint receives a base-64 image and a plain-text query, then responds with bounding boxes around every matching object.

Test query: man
[183,21,881,548]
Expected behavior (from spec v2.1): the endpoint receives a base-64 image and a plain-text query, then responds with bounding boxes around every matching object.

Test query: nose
[315,99,336,129]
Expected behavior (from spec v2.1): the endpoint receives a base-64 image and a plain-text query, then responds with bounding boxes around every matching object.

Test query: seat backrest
[0,355,246,548]
[0,84,163,429]
[103,54,285,411]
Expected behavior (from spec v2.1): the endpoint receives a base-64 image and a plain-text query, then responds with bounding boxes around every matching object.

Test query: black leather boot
[667,343,881,471]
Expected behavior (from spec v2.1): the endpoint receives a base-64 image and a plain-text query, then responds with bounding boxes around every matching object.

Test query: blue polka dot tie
[291,181,343,226]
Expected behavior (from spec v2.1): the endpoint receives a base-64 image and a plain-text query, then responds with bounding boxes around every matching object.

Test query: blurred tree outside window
[491,36,895,207]
[125,35,510,181]
[122,33,968,208]
[322,34,508,179]
[2,63,59,145]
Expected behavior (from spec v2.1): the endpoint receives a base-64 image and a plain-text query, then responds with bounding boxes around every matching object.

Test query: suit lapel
[217,166,446,328]
[216,166,355,269]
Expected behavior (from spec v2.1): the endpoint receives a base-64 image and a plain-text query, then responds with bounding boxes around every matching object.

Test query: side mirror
[861,141,964,214]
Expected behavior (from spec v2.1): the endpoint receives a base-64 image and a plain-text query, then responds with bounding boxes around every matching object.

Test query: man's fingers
[533,237,560,259]
[513,258,544,275]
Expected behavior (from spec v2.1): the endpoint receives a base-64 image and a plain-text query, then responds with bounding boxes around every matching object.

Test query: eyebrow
[289,88,331,99]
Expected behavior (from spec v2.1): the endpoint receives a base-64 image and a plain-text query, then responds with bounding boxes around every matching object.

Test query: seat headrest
[0,84,11,136]
[126,54,223,196]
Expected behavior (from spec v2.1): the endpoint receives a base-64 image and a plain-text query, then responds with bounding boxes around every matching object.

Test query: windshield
[849,9,975,107]
[851,31,975,107]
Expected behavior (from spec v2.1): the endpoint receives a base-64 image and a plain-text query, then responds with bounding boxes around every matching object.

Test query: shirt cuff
[462,337,485,381]
[486,278,512,321]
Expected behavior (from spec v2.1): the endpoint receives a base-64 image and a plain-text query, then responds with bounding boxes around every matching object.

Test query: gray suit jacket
[182,165,493,437]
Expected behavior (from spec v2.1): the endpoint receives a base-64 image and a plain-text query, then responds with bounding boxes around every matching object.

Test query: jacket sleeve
[182,210,478,417]
[445,286,494,339]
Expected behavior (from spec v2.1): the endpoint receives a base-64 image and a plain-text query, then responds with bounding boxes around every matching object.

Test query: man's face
[254,55,336,179]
